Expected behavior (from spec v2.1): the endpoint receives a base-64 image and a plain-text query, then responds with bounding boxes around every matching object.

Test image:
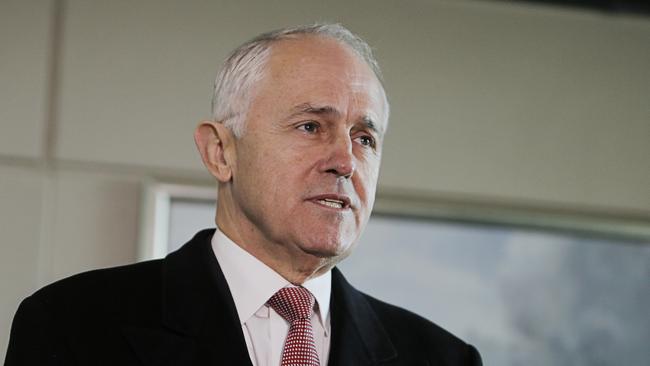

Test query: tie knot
[267,287,315,323]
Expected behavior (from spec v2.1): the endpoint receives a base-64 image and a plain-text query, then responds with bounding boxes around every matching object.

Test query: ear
[194,120,235,182]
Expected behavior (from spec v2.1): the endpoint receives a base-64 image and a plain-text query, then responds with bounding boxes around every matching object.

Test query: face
[227,36,388,262]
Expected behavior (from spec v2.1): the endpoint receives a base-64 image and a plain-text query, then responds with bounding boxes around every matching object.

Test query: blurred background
[1,0,649,364]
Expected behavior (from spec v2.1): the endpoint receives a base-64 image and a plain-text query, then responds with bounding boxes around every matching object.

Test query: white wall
[1,0,649,359]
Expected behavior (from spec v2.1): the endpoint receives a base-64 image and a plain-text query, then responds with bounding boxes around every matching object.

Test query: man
[6,24,481,365]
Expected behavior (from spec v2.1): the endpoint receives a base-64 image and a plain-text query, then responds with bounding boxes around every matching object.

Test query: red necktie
[267,287,320,366]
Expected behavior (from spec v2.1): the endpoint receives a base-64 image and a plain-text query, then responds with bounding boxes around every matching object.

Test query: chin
[299,233,355,259]
[289,220,359,258]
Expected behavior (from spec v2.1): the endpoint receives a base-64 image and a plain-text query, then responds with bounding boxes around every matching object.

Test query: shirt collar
[211,228,331,328]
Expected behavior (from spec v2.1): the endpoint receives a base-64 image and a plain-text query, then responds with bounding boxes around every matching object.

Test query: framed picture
[138,181,650,365]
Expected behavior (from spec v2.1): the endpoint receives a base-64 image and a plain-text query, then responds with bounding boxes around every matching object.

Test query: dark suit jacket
[5,229,481,366]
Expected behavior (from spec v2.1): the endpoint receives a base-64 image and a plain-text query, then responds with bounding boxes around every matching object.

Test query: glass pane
[340,215,650,366]
[168,199,215,253]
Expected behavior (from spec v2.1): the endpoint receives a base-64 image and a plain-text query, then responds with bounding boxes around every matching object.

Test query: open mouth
[316,198,345,209]
[310,195,351,210]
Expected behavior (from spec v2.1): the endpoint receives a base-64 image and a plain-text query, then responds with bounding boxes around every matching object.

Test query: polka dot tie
[267,287,320,366]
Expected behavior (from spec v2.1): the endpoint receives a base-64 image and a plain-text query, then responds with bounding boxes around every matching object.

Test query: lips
[317,198,344,209]
[309,194,352,210]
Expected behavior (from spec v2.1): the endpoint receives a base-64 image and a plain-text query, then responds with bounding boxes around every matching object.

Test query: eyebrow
[361,116,382,136]
[288,103,384,135]
[289,103,341,119]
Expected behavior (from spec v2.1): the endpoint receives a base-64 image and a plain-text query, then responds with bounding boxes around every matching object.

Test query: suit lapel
[327,268,398,366]
[124,229,253,366]
[123,230,398,366]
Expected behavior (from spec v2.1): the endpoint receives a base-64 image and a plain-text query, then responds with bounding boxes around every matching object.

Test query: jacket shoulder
[363,293,482,365]
[6,260,165,365]
[26,259,164,320]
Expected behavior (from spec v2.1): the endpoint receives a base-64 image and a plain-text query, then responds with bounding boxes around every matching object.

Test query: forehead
[254,36,388,125]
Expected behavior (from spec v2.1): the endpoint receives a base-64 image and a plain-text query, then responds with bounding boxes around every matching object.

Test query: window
[140,182,650,365]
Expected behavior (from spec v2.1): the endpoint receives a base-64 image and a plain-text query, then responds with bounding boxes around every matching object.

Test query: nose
[322,133,356,179]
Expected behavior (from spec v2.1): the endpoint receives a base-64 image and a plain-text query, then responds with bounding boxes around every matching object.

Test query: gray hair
[211,23,387,137]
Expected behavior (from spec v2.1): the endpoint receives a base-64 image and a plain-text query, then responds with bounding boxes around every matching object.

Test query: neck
[215,188,335,285]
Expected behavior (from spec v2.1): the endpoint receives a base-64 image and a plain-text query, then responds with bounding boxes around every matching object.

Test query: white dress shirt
[211,229,331,366]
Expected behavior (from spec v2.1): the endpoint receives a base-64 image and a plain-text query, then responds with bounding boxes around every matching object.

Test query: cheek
[234,144,278,208]
[240,140,285,183]
[356,162,380,198]
[254,154,304,210]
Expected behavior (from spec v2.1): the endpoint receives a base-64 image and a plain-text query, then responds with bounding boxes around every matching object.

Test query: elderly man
[6,24,481,366]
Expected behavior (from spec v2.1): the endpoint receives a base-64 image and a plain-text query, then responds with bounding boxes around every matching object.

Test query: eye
[355,135,376,148]
[297,121,319,133]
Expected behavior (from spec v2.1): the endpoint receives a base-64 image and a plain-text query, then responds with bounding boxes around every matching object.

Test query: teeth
[317,199,343,208]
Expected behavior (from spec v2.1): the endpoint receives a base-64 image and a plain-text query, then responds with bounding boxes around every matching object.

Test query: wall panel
[0,166,44,359]
[0,1,51,158]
